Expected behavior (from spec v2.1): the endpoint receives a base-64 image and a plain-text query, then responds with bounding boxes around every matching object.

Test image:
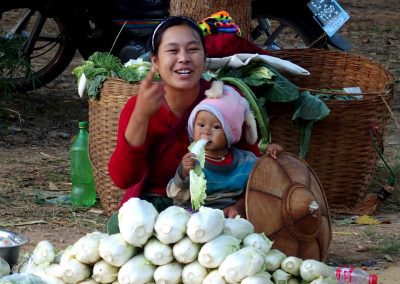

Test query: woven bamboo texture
[89,78,140,216]
[267,49,395,214]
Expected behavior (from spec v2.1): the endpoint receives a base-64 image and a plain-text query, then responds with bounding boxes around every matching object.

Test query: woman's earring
[153,66,160,77]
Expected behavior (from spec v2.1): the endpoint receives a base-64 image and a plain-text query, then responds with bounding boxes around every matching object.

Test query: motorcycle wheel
[251,15,328,51]
[0,7,76,92]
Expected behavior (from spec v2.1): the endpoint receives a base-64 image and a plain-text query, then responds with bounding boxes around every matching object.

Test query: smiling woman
[107,16,260,214]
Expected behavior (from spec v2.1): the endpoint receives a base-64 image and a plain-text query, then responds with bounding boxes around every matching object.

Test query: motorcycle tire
[251,14,329,51]
[0,7,76,92]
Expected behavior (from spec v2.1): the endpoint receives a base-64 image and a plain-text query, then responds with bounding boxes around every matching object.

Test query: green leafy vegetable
[257,66,300,102]
[292,91,331,158]
[188,139,208,211]
[292,91,331,121]
[118,58,152,82]
[86,75,107,99]
[242,66,274,87]
[72,52,154,99]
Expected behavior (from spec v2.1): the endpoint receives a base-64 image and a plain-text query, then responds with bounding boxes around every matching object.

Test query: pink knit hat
[188,81,258,148]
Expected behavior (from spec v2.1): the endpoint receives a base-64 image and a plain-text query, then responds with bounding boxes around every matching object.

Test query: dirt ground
[0,0,399,282]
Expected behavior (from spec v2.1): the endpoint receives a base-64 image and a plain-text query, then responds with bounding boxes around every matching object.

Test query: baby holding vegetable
[167,81,283,218]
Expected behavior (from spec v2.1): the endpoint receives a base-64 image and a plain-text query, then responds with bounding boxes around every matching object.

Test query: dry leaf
[356,215,381,225]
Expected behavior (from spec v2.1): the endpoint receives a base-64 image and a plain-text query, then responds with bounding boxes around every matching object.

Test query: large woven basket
[267,49,395,214]
[89,78,139,216]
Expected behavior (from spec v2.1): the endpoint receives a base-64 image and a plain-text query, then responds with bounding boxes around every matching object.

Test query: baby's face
[193,111,227,151]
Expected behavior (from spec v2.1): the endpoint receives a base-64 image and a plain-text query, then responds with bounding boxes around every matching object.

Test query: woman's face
[151,24,205,92]
[193,111,227,152]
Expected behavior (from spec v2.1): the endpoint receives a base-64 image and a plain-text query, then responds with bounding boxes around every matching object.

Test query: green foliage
[0,34,36,94]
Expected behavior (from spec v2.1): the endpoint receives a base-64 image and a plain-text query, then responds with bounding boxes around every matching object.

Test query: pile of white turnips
[16,198,338,284]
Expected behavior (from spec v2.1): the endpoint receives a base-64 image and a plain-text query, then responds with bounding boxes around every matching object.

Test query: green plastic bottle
[70,121,96,207]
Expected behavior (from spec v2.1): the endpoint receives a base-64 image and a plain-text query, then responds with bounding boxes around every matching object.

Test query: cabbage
[72,231,107,264]
[154,205,191,244]
[242,233,274,254]
[181,260,208,284]
[118,197,158,247]
[92,259,119,283]
[143,237,174,266]
[264,249,286,272]
[153,262,183,284]
[222,216,254,241]
[31,240,56,266]
[98,233,136,267]
[172,236,201,264]
[186,206,224,243]
[218,247,266,283]
[118,254,155,284]
[188,139,209,210]
[241,271,273,284]
[202,270,226,284]
[0,256,10,277]
[198,235,240,268]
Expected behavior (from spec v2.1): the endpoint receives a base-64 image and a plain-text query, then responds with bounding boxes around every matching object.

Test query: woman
[108,16,259,215]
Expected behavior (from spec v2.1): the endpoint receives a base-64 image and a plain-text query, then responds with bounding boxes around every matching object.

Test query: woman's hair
[150,16,205,55]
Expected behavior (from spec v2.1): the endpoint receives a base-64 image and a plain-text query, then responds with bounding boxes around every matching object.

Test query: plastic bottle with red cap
[335,267,378,284]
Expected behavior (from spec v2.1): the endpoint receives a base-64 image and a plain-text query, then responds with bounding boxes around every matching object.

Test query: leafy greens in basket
[72,52,154,99]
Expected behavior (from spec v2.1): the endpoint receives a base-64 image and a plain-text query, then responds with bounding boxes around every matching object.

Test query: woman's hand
[134,67,164,119]
[124,68,164,146]
[266,143,283,159]
[223,198,246,218]
[181,152,196,179]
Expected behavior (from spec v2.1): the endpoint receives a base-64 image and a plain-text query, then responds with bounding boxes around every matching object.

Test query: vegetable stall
[1,198,364,283]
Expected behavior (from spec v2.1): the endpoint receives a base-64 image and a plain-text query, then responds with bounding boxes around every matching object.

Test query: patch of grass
[361,227,400,256]
[46,169,69,183]
[379,236,400,254]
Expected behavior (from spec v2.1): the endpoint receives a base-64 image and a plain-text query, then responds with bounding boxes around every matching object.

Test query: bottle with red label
[335,267,378,284]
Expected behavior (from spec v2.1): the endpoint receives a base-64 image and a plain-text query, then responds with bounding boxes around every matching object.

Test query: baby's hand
[181,152,196,179]
[266,143,283,159]
[223,198,245,218]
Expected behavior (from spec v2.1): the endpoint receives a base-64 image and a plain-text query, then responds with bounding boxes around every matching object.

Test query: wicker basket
[267,49,395,214]
[89,78,140,216]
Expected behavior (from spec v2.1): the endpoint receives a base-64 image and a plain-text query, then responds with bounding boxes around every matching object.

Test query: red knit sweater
[108,80,260,206]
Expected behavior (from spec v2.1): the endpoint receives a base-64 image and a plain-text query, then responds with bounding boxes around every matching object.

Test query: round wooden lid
[246,152,332,261]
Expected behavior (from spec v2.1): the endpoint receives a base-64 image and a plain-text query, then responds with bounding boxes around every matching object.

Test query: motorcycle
[0,0,351,91]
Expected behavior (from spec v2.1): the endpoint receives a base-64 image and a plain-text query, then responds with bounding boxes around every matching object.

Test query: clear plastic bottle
[70,121,96,207]
[335,267,378,284]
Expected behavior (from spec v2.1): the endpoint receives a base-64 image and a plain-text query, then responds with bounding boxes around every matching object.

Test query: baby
[167,81,282,217]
